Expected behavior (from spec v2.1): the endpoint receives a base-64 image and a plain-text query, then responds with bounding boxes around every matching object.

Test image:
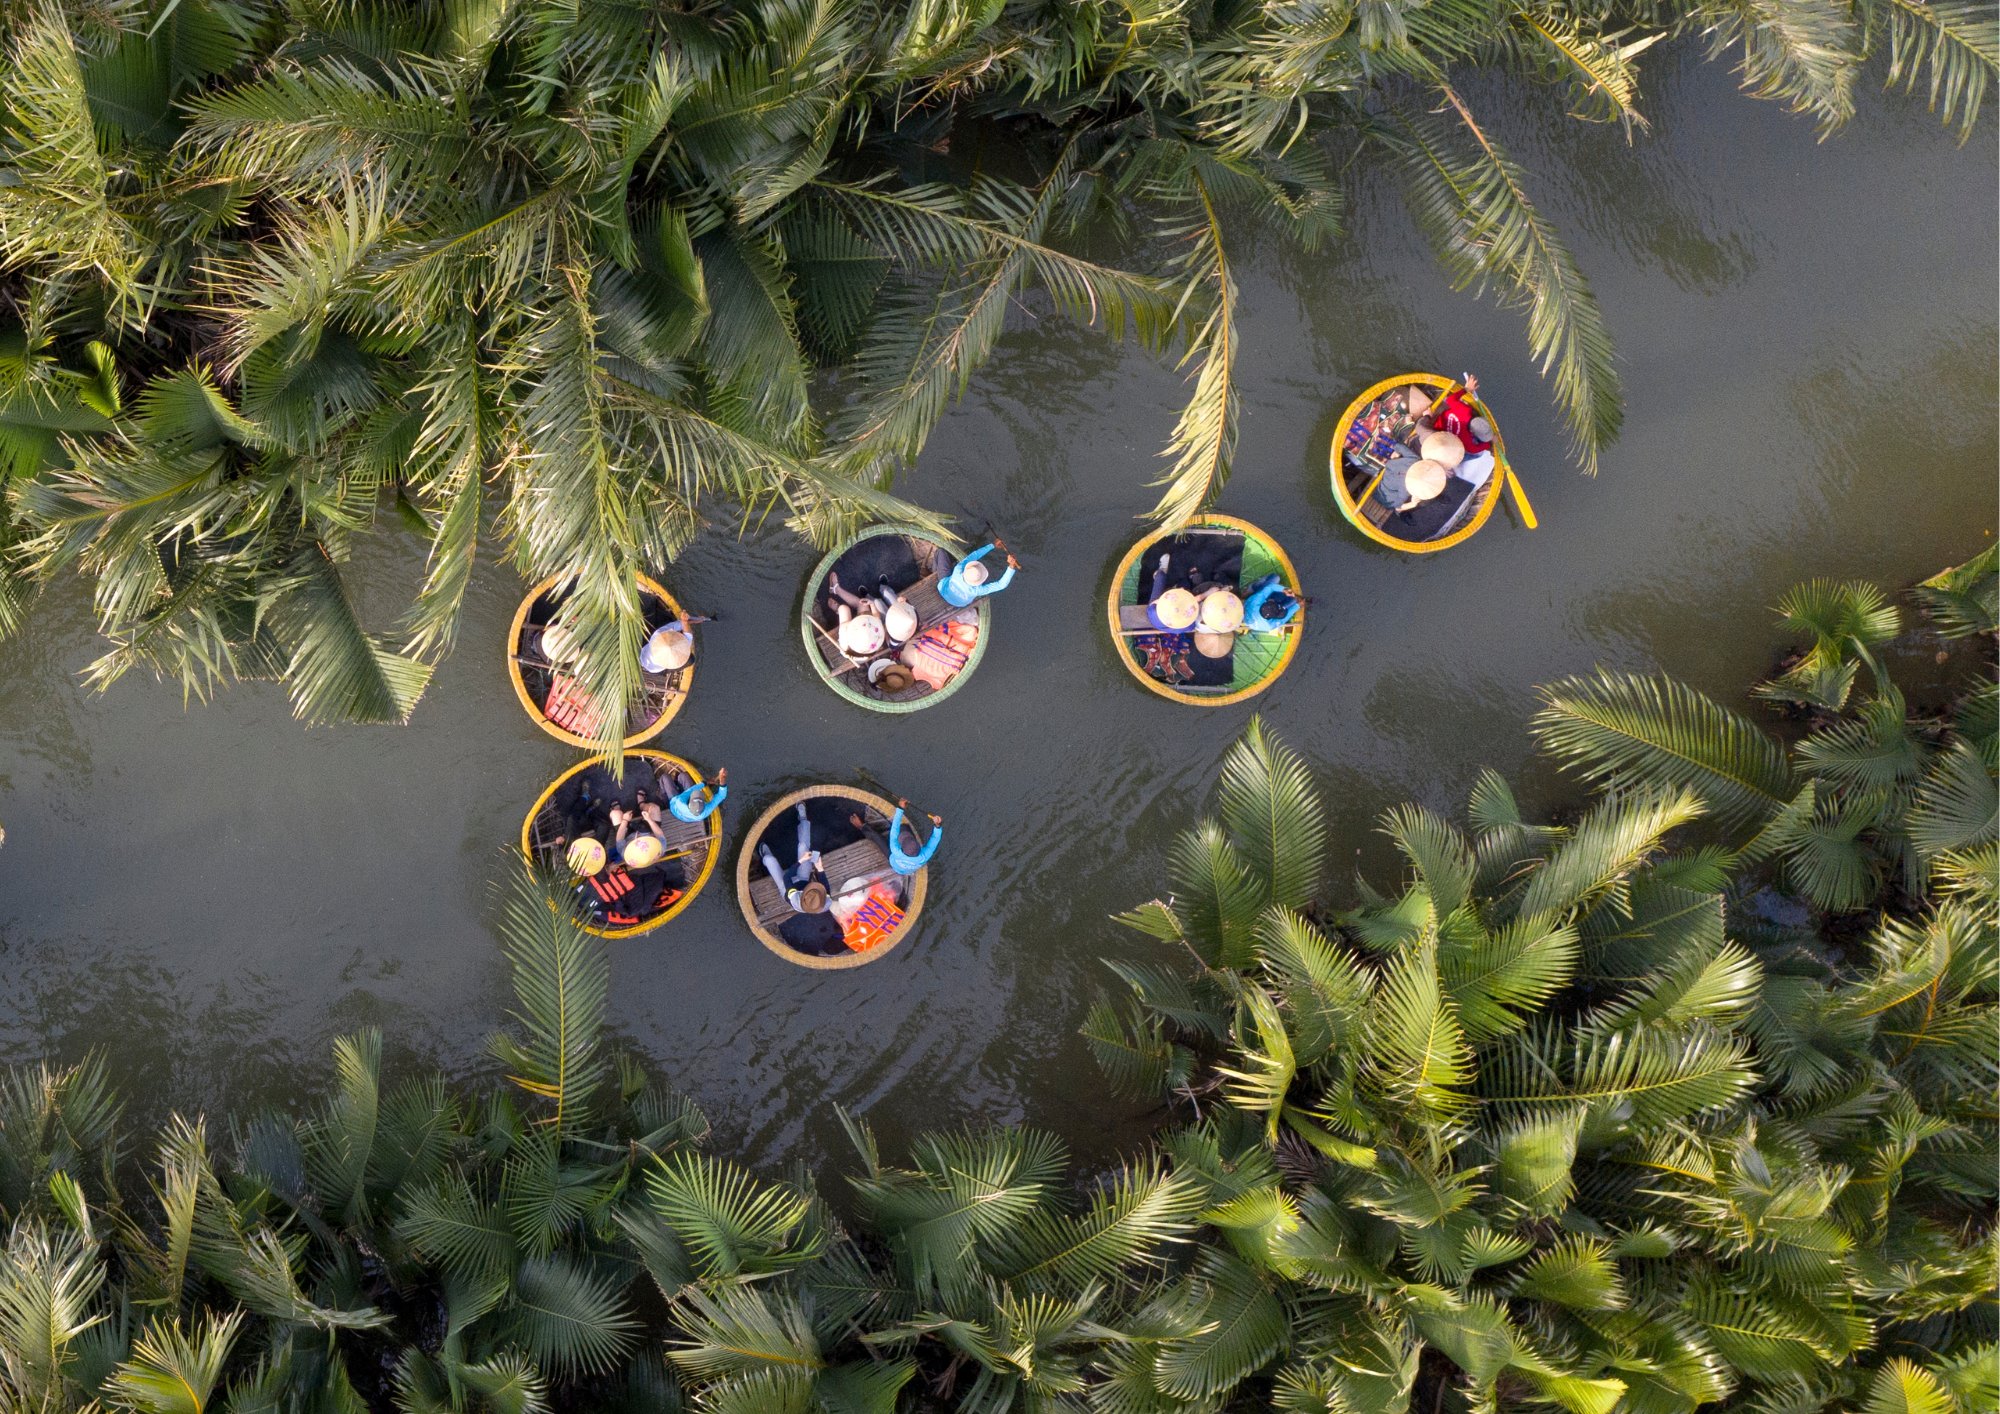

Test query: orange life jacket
[903,622,978,691]
[544,674,604,736]
[583,868,680,927]
[841,886,906,952]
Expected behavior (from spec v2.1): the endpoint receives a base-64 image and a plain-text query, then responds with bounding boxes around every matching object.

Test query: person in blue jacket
[935,543,1019,608]
[1241,575,1302,632]
[851,800,942,876]
[665,767,726,823]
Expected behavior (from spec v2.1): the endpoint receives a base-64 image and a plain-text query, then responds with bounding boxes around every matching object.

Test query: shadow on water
[0,51,1994,1170]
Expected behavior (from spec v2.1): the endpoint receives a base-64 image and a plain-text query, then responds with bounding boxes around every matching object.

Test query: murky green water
[1,51,1993,1169]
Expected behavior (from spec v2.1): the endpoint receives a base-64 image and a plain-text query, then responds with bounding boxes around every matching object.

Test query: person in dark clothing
[1391,475,1475,541]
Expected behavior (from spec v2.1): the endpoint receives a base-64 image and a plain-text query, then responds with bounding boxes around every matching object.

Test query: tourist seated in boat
[640,621,694,675]
[758,803,829,915]
[827,577,888,658]
[935,543,1018,607]
[664,766,727,823]
[1242,573,1301,631]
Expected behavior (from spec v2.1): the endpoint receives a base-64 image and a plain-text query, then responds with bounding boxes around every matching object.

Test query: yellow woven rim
[734,785,928,971]
[507,572,689,749]
[519,749,722,939]
[1104,514,1305,707]
[1327,372,1511,554]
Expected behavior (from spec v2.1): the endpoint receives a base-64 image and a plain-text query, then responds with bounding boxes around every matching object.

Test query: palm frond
[489,866,609,1132]
[509,1254,640,1378]
[1532,671,1795,830]
[1912,543,1998,636]
[1217,716,1327,913]
[104,1312,244,1414]
[1680,0,1861,132]
[1384,90,1620,471]
[1861,0,1998,140]
[1907,738,1998,865]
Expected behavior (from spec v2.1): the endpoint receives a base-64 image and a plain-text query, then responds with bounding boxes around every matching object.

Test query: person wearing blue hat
[665,767,726,823]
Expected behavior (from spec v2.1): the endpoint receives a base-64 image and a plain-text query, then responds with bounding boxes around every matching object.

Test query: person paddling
[665,767,727,823]
[935,544,1019,608]
[851,799,942,877]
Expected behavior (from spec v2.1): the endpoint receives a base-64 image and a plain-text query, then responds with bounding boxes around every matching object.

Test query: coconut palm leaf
[1149,1248,1288,1402]
[1907,738,1999,864]
[509,1254,639,1378]
[1168,821,1265,969]
[1217,716,1327,913]
[1256,909,1371,1065]
[275,533,434,725]
[1772,578,1902,668]
[0,1220,107,1410]
[1913,544,1998,637]
[1215,989,1300,1139]
[1081,993,1192,1098]
[1103,959,1232,1040]
[1516,788,1703,922]
[668,1284,824,1383]
[1368,941,1472,1118]
[1513,1236,1624,1310]
[105,1312,244,1414]
[1680,0,1861,133]
[1532,671,1796,830]
[489,867,609,1133]
[1492,1109,1581,1216]
[642,1150,822,1281]
[1860,0,1999,139]
[1587,939,1762,1033]
[1385,90,1620,472]
[989,1159,1205,1291]
[1382,804,1474,923]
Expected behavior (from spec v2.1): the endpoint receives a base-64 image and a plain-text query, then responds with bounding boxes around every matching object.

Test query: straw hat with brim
[796,882,829,914]
[567,838,606,875]
[838,614,886,655]
[1151,587,1199,630]
[1421,430,1465,469]
[1469,416,1493,444]
[1405,385,1434,418]
[1199,590,1244,633]
[870,659,915,693]
[884,602,919,642]
[623,834,664,868]
[959,558,989,586]
[1193,631,1235,659]
[640,625,692,673]
[540,624,576,663]
[1405,459,1449,504]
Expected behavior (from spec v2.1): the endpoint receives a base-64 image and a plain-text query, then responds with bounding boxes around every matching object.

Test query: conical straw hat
[1152,587,1199,630]
[622,834,664,868]
[567,837,606,875]
[1198,590,1244,633]
[1404,385,1433,418]
[1193,631,1234,659]
[1405,459,1449,503]
[1420,430,1465,469]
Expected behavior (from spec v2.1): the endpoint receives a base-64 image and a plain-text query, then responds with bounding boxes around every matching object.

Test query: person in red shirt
[1425,375,1496,488]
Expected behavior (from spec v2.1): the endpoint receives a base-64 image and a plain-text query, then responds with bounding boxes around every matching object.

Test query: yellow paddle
[1506,468,1539,529]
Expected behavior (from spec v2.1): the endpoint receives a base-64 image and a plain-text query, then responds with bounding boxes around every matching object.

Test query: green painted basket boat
[800,523,991,714]
[1106,514,1304,706]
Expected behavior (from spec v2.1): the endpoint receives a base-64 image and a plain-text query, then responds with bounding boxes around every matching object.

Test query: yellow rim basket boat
[736,786,927,970]
[1329,372,1521,553]
[508,573,694,748]
[1106,514,1304,706]
[521,750,722,940]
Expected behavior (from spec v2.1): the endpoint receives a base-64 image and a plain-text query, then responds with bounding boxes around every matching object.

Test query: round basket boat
[1329,372,1514,553]
[520,750,723,939]
[735,786,928,970]
[1106,514,1304,706]
[508,573,695,748]
[800,524,991,713]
